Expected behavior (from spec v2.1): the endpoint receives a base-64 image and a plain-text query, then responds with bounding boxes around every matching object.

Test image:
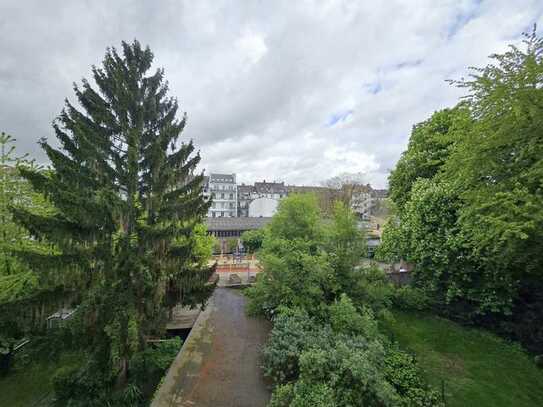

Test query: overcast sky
[1,1,542,187]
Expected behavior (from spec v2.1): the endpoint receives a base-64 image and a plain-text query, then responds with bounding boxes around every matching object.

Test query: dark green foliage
[245,237,333,318]
[379,28,543,352]
[250,194,439,406]
[227,237,239,253]
[263,305,440,406]
[52,365,84,405]
[324,202,367,295]
[240,229,265,253]
[269,381,337,407]
[387,106,471,211]
[246,196,368,318]
[384,347,441,406]
[350,266,395,314]
[9,41,213,399]
[245,195,333,317]
[261,307,332,383]
[130,337,182,378]
[52,361,123,407]
[293,338,399,406]
[268,194,323,242]
[392,286,431,311]
[0,134,62,361]
[52,337,181,406]
[328,294,379,338]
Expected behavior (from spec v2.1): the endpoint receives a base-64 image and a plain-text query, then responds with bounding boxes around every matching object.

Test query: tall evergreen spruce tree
[11,41,214,384]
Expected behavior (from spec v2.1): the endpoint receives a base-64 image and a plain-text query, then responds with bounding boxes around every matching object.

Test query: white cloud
[1,0,542,188]
[236,29,268,66]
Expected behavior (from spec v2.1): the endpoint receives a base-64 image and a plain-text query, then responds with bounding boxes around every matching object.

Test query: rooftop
[209,173,236,183]
[254,181,287,193]
[205,216,272,231]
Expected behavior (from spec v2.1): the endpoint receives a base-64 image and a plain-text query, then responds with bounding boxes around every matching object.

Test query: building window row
[210,185,235,191]
[211,211,235,218]
[210,229,245,238]
[210,192,235,200]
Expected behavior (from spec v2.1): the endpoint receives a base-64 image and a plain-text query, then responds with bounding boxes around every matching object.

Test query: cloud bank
[1,0,542,187]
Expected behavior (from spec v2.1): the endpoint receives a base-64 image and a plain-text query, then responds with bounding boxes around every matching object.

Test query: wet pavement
[151,288,272,407]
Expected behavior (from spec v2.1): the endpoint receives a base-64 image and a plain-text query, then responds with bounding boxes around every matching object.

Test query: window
[221,193,225,199]
[229,193,233,199]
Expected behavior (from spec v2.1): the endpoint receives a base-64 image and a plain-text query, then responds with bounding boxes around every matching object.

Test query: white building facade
[248,197,279,217]
[205,173,238,218]
[350,185,373,221]
[237,181,287,217]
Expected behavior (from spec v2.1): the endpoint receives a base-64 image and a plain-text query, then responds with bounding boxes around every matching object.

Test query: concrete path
[152,288,272,407]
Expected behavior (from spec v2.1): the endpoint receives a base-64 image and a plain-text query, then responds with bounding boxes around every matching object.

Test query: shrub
[129,337,181,387]
[52,361,109,406]
[227,237,239,253]
[350,266,395,313]
[52,338,181,406]
[264,304,442,406]
[251,194,442,405]
[116,383,143,405]
[384,346,443,406]
[392,286,431,311]
[328,294,378,339]
[261,307,331,383]
[241,229,265,253]
[213,238,222,254]
[264,305,441,406]
[293,337,400,406]
[245,238,332,318]
[52,365,80,403]
[269,381,337,407]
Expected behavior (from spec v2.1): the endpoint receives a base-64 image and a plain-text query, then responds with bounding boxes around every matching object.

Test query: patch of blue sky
[393,59,422,70]
[447,0,482,39]
[364,82,382,94]
[326,110,353,127]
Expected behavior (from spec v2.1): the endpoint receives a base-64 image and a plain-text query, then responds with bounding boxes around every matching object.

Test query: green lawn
[0,351,83,406]
[384,310,543,407]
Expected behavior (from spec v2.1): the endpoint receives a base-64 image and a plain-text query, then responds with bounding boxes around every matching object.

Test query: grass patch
[384,310,543,407]
[0,351,83,406]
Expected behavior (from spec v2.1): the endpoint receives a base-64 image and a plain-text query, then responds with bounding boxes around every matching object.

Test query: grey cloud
[1,0,542,188]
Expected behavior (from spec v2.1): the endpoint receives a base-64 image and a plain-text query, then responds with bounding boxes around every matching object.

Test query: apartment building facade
[204,173,238,218]
[237,181,288,217]
[203,174,387,220]
[350,184,373,221]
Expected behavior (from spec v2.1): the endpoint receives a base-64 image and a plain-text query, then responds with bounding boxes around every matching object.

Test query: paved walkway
[152,288,272,407]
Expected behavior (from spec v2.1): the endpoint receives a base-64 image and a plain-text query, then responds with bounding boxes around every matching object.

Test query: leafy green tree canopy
[10,41,214,388]
[379,27,543,352]
[388,106,471,210]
